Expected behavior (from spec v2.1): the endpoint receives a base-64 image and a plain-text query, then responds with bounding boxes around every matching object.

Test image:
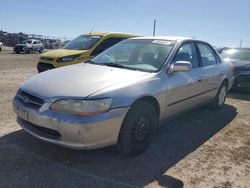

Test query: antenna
[153,19,156,36]
[240,39,243,48]
[89,26,95,35]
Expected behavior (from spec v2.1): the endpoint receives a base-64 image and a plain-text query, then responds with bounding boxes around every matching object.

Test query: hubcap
[218,86,226,106]
[131,117,150,143]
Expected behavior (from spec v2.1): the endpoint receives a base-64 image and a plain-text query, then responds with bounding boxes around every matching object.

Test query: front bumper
[233,71,250,89]
[14,46,26,53]
[37,62,55,73]
[13,97,129,149]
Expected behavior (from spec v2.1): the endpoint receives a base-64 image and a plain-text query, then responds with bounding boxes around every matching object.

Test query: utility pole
[240,39,243,48]
[153,19,156,36]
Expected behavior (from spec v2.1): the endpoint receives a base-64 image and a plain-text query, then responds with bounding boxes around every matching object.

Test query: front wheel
[210,82,227,110]
[28,48,33,54]
[116,101,158,156]
[39,47,43,53]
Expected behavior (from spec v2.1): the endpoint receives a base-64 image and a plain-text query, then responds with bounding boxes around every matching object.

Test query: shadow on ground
[0,104,237,188]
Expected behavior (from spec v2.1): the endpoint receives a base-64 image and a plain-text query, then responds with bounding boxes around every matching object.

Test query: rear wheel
[116,101,158,156]
[210,82,227,110]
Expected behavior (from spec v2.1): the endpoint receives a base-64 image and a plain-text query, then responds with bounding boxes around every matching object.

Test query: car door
[165,42,208,117]
[196,42,223,99]
[32,41,38,50]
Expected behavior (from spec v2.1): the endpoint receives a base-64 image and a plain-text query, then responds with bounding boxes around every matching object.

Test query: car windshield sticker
[152,40,173,45]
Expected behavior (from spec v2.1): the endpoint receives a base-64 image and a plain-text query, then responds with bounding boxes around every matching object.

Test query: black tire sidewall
[116,102,158,156]
[213,82,227,109]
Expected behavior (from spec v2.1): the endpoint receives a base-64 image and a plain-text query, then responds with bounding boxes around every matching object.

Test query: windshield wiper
[86,60,99,64]
[102,62,127,69]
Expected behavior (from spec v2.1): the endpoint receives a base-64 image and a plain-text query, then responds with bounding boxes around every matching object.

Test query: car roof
[82,31,142,38]
[130,36,207,43]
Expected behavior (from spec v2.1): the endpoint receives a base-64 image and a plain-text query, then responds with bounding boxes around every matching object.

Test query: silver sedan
[13,36,234,155]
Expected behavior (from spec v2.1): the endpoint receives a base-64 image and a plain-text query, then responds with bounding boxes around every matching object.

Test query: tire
[15,50,20,54]
[28,48,33,54]
[116,101,158,156]
[39,47,43,53]
[210,82,228,110]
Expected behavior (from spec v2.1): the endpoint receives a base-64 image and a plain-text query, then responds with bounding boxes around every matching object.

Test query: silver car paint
[13,37,234,149]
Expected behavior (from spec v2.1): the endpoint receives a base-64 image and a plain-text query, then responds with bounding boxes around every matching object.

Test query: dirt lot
[0,50,249,188]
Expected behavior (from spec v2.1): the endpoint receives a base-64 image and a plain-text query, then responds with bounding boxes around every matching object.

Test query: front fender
[88,73,167,118]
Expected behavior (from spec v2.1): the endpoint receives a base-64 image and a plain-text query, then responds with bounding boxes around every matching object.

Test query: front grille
[18,117,61,139]
[37,62,55,73]
[40,57,54,61]
[29,122,61,138]
[16,90,44,108]
[14,46,25,52]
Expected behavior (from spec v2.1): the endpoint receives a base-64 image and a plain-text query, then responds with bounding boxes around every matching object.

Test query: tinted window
[64,35,101,50]
[91,38,124,56]
[174,42,199,68]
[197,43,217,66]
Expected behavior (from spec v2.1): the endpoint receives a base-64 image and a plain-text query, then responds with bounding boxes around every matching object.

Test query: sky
[0,0,250,47]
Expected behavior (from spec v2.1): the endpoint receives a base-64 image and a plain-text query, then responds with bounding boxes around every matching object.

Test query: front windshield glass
[91,39,176,72]
[221,49,250,61]
[64,35,101,50]
[24,40,32,44]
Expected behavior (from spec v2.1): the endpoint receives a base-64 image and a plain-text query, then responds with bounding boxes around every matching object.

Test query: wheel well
[222,78,229,89]
[132,96,160,118]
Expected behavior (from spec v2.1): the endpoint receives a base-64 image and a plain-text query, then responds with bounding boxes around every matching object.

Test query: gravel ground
[0,51,249,188]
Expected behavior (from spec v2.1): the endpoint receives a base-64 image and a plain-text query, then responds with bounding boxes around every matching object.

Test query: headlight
[57,55,80,63]
[50,98,112,115]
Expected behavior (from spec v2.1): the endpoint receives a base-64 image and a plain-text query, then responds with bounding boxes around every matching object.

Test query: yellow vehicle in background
[37,32,141,72]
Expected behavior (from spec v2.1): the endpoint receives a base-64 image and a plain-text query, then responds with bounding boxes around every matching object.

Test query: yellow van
[37,32,141,72]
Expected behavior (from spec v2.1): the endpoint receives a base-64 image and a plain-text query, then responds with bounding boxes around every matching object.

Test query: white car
[13,36,234,155]
[13,39,44,54]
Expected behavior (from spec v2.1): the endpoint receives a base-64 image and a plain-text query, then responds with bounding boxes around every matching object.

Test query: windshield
[24,40,32,44]
[64,35,101,50]
[91,39,176,72]
[221,49,250,61]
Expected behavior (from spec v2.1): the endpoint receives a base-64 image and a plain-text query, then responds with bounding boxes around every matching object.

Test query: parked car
[13,39,44,54]
[0,42,3,52]
[37,32,141,73]
[13,36,234,156]
[220,48,250,90]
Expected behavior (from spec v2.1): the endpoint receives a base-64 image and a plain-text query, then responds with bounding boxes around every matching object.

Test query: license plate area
[13,103,28,121]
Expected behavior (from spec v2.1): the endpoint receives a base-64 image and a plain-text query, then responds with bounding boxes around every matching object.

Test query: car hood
[231,60,250,70]
[41,49,87,59]
[15,44,27,47]
[20,63,150,100]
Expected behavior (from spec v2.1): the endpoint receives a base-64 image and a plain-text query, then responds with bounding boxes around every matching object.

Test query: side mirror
[168,61,192,73]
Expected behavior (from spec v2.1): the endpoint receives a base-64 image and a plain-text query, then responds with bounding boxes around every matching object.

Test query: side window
[174,42,199,68]
[91,37,123,56]
[197,43,217,66]
[33,41,37,44]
